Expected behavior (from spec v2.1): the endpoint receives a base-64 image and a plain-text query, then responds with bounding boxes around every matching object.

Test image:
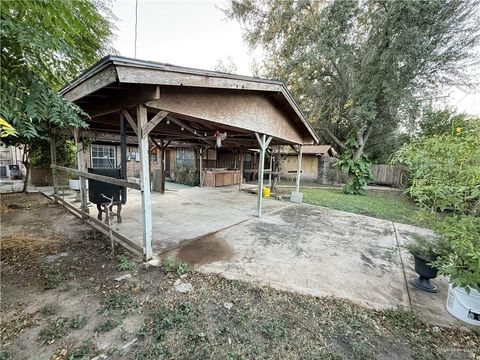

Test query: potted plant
[404,235,441,293]
[432,216,480,326]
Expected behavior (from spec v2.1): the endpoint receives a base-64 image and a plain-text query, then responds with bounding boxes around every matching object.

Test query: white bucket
[447,284,480,326]
[69,179,80,191]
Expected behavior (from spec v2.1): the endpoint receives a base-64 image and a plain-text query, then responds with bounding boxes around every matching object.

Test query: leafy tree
[225,0,480,193]
[0,0,115,191]
[0,117,16,138]
[214,55,238,73]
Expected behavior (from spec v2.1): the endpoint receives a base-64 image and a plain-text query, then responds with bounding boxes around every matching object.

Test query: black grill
[88,168,126,204]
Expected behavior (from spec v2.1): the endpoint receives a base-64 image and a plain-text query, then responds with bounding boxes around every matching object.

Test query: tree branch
[322,126,347,150]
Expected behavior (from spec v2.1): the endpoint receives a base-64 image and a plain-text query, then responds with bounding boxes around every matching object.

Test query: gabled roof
[281,145,337,156]
[301,145,337,156]
[59,55,319,144]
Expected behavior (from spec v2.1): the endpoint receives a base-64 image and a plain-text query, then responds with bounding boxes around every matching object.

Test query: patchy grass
[67,340,99,359]
[103,293,138,316]
[41,266,63,289]
[68,315,87,330]
[291,187,427,227]
[38,318,68,345]
[39,303,60,317]
[94,319,120,333]
[116,254,136,271]
[163,256,176,273]
[132,273,480,360]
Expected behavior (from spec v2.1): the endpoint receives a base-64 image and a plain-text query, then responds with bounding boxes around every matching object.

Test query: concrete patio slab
[40,183,288,253]
[166,203,470,329]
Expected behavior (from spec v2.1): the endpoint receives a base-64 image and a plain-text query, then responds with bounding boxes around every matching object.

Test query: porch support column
[238,149,244,191]
[73,128,89,214]
[150,137,171,195]
[49,135,59,198]
[198,146,204,187]
[295,145,303,193]
[268,150,273,188]
[137,104,153,260]
[291,144,303,204]
[255,133,273,217]
[159,142,165,193]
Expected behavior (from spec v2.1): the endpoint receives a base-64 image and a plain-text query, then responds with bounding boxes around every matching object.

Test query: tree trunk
[21,146,30,193]
[352,126,372,162]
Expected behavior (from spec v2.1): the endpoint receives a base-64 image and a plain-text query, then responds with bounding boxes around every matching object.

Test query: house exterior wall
[280,155,319,181]
[84,144,258,185]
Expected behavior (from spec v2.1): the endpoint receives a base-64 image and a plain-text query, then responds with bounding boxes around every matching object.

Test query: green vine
[337,134,373,195]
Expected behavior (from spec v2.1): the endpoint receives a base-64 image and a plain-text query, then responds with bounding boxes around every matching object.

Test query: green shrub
[432,216,480,293]
[392,119,480,214]
[404,234,440,261]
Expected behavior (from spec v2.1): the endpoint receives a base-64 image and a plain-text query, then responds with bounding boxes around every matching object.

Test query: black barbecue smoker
[88,114,128,223]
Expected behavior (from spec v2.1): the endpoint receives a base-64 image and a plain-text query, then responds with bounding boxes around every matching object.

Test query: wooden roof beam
[167,116,214,146]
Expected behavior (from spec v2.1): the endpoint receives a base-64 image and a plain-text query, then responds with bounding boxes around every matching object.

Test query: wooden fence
[334,164,407,188]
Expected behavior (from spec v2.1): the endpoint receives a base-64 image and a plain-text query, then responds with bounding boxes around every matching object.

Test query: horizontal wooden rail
[52,194,144,257]
[243,169,279,174]
[51,164,141,190]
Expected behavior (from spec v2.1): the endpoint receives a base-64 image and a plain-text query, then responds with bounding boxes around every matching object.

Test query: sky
[111,0,479,115]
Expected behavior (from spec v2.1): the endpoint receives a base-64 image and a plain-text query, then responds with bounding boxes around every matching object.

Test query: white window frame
[90,144,116,168]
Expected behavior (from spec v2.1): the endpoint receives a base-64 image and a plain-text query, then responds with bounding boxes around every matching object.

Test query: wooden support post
[73,128,89,214]
[150,138,170,194]
[268,150,273,188]
[295,145,303,193]
[137,104,153,260]
[49,136,59,197]
[198,146,203,187]
[255,133,273,218]
[239,150,244,191]
[159,140,165,194]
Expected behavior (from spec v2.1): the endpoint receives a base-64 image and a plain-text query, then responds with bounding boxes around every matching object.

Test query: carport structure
[52,56,318,260]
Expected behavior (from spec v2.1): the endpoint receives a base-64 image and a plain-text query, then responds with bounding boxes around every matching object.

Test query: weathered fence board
[330,163,407,188]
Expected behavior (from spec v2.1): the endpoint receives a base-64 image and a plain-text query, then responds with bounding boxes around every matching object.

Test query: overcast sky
[111,0,479,115]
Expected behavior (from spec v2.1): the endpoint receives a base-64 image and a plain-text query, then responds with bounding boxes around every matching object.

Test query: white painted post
[290,144,304,204]
[198,146,203,187]
[74,128,89,214]
[239,150,244,191]
[255,133,273,217]
[295,145,303,193]
[268,150,273,188]
[257,134,265,217]
[137,104,153,260]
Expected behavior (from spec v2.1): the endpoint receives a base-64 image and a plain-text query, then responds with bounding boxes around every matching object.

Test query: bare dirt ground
[0,193,479,360]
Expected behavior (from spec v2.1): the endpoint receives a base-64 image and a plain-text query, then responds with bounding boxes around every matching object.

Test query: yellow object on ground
[262,187,271,198]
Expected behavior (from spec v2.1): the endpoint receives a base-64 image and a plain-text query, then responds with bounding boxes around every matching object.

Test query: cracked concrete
[165,198,470,329]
